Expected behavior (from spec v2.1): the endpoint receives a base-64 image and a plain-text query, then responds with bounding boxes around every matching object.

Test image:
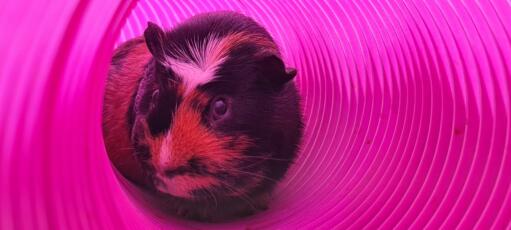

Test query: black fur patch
[132,60,182,137]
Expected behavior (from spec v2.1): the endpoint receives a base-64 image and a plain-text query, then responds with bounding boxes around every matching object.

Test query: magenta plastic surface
[1,0,510,229]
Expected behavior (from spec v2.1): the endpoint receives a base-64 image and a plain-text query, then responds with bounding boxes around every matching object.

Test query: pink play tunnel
[1,0,510,229]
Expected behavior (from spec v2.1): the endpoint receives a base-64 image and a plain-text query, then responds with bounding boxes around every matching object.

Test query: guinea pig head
[130,15,302,201]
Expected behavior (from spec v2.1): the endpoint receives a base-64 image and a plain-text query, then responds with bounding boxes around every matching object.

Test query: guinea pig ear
[144,22,166,63]
[256,55,297,88]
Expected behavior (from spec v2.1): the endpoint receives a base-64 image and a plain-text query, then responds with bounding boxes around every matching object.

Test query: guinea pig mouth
[154,173,218,199]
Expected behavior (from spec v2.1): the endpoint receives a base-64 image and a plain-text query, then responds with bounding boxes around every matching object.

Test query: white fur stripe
[164,35,230,95]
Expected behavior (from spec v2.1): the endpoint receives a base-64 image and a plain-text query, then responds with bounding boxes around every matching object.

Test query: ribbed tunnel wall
[1,0,510,229]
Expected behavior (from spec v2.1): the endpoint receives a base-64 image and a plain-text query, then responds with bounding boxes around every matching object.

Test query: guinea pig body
[103,11,303,222]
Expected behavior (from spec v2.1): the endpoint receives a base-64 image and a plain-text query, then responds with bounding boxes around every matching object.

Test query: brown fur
[220,32,280,59]
[102,37,150,185]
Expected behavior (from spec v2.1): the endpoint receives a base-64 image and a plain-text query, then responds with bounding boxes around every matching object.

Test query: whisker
[221,168,280,184]
[216,180,257,211]
[234,156,293,170]
[234,155,293,162]
[204,188,218,209]
[237,160,266,170]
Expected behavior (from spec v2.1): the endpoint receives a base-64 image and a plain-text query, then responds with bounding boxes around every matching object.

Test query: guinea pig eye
[210,97,229,119]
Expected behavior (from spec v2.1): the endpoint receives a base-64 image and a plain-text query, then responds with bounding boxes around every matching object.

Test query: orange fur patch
[140,89,252,197]
[157,90,251,171]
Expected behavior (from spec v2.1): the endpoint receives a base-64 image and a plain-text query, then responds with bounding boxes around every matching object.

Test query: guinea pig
[102,11,303,222]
